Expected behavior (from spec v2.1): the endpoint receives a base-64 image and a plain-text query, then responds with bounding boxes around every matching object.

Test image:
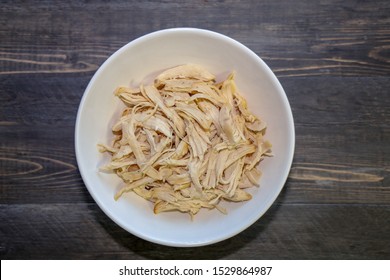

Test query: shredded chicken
[99,64,272,218]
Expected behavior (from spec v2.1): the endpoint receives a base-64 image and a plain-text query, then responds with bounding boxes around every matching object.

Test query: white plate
[75,28,295,247]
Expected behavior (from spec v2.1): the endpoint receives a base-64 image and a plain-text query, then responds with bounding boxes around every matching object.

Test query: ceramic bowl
[75,28,295,247]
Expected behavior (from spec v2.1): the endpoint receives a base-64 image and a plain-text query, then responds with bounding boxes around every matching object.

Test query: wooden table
[1,0,389,259]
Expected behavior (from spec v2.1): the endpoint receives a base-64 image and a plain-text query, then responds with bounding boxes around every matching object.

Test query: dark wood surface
[1,0,389,259]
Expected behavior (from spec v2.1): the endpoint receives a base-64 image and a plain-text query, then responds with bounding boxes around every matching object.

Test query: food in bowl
[98,64,272,217]
[76,28,294,246]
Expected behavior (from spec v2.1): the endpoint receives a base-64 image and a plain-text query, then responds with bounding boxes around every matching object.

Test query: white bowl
[75,28,295,247]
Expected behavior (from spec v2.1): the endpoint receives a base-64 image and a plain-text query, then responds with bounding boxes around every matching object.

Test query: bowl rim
[75,27,295,247]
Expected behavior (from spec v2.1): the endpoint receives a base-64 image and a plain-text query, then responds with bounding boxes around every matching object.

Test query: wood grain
[1,0,389,259]
[1,75,388,205]
[0,0,389,77]
[1,203,389,259]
